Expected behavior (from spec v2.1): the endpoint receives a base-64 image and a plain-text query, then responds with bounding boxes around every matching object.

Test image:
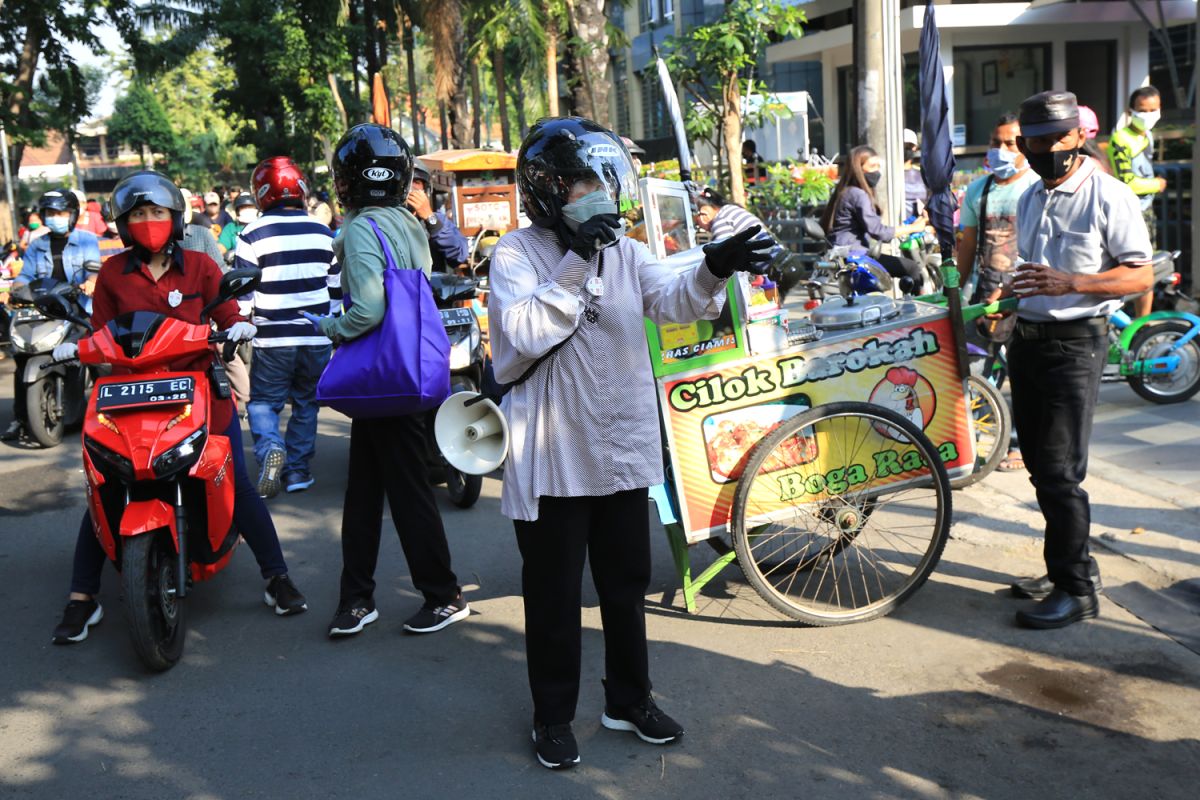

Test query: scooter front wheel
[445,468,483,509]
[25,376,65,448]
[122,531,187,671]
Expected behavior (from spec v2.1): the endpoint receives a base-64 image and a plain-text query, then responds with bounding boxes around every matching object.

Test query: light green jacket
[320,206,432,343]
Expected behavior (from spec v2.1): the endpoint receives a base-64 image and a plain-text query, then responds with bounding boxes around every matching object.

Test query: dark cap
[1018,91,1081,137]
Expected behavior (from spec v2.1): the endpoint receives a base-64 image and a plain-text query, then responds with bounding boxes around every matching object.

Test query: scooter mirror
[201,267,261,321]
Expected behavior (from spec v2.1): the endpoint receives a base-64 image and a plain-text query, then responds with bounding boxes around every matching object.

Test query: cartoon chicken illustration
[882,367,925,431]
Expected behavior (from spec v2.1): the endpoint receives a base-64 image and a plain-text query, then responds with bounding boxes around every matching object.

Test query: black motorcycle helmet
[412,163,432,189]
[331,124,414,209]
[110,170,186,249]
[516,117,638,227]
[37,190,81,233]
[233,193,258,213]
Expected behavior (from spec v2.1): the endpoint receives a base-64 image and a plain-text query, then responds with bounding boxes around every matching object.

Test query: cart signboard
[657,307,974,542]
[420,149,519,236]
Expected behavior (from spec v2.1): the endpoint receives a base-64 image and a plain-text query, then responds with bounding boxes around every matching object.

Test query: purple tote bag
[316,217,450,418]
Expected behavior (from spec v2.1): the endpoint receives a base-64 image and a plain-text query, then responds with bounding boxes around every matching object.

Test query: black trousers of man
[514,488,653,726]
[1008,328,1106,596]
[338,414,461,608]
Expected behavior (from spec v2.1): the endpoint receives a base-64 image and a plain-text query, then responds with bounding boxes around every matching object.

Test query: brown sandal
[998,451,1025,472]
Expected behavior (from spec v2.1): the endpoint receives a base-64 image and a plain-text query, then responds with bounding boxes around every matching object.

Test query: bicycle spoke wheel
[951,375,1012,489]
[731,401,951,625]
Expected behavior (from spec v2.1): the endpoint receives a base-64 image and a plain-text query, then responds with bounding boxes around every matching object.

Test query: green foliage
[747,161,834,217]
[107,82,178,165]
[665,0,805,197]
[30,64,106,143]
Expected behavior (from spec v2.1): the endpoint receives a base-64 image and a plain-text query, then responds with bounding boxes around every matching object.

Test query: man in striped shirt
[235,157,341,498]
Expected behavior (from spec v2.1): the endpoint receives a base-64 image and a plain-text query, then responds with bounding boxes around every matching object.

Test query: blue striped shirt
[233,208,341,348]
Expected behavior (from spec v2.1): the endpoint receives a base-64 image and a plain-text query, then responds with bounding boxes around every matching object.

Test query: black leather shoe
[1015,589,1099,629]
[1010,564,1102,599]
[0,421,23,442]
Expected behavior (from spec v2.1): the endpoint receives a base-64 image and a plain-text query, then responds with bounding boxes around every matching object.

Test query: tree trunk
[546,13,560,116]
[363,0,380,80]
[328,74,349,129]
[513,76,528,139]
[427,0,471,147]
[402,13,422,152]
[564,0,609,126]
[492,48,511,151]
[470,58,482,148]
[5,14,44,170]
[722,74,745,207]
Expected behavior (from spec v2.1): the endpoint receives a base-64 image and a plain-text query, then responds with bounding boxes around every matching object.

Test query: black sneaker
[532,722,580,770]
[264,574,308,616]
[283,472,315,493]
[52,599,103,644]
[257,445,286,498]
[328,604,379,637]
[402,596,470,633]
[601,695,684,744]
[1,421,24,442]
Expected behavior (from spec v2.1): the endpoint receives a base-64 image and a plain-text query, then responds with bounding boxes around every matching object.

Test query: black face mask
[863,171,882,188]
[1025,148,1078,181]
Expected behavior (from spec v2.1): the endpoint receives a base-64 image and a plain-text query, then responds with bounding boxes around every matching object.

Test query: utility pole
[0,121,17,241]
[853,0,904,224]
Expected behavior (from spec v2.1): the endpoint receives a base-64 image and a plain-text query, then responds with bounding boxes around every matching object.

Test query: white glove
[226,321,257,342]
[52,342,78,362]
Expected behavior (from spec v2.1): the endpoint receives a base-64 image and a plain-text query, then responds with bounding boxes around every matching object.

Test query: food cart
[641,186,976,626]
[419,149,520,236]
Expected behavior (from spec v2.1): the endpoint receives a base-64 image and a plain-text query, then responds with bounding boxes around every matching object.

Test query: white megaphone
[435,392,510,475]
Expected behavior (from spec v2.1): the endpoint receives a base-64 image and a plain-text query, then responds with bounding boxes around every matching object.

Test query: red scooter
[37,269,260,671]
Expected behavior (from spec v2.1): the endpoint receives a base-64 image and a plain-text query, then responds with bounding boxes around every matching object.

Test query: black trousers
[1008,331,1105,596]
[338,414,460,608]
[514,488,653,726]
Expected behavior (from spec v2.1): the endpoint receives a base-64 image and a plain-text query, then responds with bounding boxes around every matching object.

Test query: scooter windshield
[106,311,168,359]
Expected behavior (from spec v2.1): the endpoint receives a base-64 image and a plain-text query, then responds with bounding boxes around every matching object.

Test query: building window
[952,44,1050,146]
[76,136,104,161]
[1149,22,1196,118]
[614,56,632,136]
[641,70,669,139]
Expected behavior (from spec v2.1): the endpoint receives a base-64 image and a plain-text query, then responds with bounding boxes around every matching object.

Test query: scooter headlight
[448,317,481,371]
[153,426,207,478]
[84,436,135,483]
[31,321,69,351]
[9,327,26,349]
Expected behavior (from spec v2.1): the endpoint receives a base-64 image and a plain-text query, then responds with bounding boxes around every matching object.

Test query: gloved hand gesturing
[702,225,775,280]
[299,310,333,334]
[567,214,622,261]
[52,342,78,363]
[226,321,257,342]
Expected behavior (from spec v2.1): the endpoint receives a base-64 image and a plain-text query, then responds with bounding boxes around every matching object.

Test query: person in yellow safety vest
[1108,85,1166,320]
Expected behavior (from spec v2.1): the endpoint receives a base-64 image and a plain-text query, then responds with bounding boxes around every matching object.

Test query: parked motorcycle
[8,277,92,447]
[1147,250,1198,314]
[37,268,261,671]
[427,271,487,508]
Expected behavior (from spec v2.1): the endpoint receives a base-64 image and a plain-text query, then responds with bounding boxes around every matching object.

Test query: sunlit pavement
[0,358,1197,799]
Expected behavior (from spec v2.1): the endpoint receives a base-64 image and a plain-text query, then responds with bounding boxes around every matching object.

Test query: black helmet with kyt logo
[517,117,638,226]
[110,170,186,249]
[331,124,414,210]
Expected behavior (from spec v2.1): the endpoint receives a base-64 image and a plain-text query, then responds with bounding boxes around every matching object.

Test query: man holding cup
[1003,91,1154,629]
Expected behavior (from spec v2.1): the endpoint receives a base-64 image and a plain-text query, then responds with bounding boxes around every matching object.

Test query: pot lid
[810,294,900,331]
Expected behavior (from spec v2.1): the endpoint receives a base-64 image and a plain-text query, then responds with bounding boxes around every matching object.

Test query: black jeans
[1008,331,1106,596]
[877,253,924,285]
[69,415,288,596]
[514,488,653,726]
[337,414,460,608]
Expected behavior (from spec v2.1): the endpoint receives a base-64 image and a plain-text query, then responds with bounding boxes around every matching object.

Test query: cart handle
[913,293,1019,322]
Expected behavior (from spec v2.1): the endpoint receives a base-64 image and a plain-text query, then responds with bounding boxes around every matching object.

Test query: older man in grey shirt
[1004,90,1153,630]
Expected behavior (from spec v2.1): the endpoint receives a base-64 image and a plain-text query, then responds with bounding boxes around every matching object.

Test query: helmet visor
[112,175,184,219]
[529,131,639,214]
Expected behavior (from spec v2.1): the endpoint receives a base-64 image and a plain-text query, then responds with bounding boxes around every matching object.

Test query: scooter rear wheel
[122,531,187,671]
[446,468,483,509]
[1127,320,1200,404]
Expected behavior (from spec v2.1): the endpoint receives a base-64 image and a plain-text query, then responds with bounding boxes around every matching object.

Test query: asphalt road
[1,359,1198,799]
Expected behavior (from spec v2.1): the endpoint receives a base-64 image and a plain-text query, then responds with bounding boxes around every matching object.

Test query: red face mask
[128,219,173,252]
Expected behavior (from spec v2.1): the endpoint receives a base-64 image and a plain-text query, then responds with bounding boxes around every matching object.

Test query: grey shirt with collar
[1015,157,1153,322]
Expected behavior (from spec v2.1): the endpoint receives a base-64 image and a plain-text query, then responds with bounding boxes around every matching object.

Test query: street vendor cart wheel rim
[950,375,1011,489]
[730,401,951,626]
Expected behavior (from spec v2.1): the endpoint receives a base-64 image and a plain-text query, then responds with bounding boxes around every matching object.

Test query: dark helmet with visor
[517,117,638,226]
[331,124,414,209]
[110,170,186,248]
[37,190,81,233]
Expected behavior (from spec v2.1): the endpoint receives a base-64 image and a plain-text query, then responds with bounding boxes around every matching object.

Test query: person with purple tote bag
[300,124,468,638]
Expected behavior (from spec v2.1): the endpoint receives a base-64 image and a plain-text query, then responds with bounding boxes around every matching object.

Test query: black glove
[702,225,775,279]
[567,214,621,261]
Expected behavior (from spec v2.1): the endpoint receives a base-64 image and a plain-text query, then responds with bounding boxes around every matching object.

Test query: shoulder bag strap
[978,175,995,240]
[364,217,399,271]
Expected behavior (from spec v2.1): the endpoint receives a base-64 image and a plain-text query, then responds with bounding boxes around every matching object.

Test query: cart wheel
[731,401,951,626]
[951,375,1012,489]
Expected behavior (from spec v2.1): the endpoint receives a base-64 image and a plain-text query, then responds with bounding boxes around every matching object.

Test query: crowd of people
[0,82,1169,769]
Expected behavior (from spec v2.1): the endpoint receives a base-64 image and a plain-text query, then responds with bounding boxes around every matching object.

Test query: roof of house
[20,131,71,168]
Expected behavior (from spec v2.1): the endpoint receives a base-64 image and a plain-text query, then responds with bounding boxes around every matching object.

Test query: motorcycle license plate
[440,307,474,328]
[95,377,195,411]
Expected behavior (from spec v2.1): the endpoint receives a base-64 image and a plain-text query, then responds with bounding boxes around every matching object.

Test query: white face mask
[237,209,258,224]
[1131,109,1161,131]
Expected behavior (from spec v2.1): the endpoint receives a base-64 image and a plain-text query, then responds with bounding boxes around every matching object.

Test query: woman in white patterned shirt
[489,117,773,770]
